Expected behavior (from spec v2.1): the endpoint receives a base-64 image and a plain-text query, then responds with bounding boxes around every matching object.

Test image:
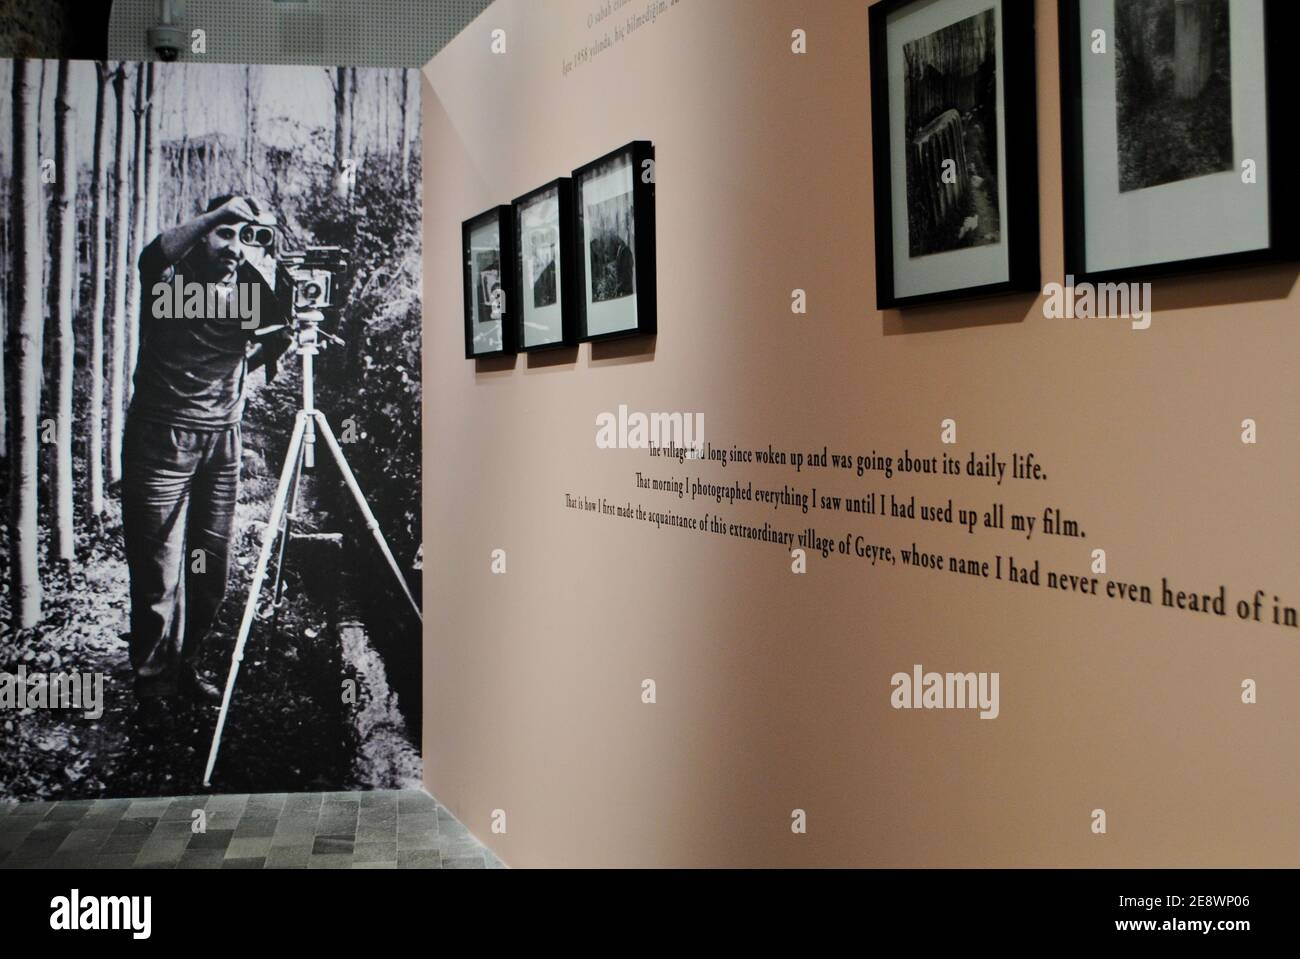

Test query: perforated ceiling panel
[107,0,493,67]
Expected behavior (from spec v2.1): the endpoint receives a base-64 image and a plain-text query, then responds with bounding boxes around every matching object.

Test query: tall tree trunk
[108,64,130,484]
[9,59,45,627]
[333,66,347,174]
[177,65,189,223]
[145,62,161,242]
[126,65,146,403]
[243,64,253,193]
[51,60,77,563]
[347,67,358,160]
[88,62,109,517]
[0,197,7,461]
[400,70,412,187]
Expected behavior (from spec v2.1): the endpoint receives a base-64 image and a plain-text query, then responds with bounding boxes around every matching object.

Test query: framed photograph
[462,205,515,358]
[573,141,657,341]
[1060,0,1298,283]
[512,178,577,351]
[869,0,1039,308]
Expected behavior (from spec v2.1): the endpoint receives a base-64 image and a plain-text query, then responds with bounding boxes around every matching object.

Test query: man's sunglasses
[215,224,276,247]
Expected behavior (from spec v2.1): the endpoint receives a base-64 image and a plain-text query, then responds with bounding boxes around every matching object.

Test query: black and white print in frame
[572,140,657,341]
[870,0,1039,308]
[463,205,517,359]
[512,177,578,351]
[1059,0,1299,284]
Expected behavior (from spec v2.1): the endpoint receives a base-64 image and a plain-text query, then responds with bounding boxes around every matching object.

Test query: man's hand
[212,196,275,228]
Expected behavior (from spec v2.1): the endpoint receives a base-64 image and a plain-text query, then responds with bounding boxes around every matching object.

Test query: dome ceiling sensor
[146,0,187,61]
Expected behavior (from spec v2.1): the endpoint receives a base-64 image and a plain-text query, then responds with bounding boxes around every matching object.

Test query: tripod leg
[267,441,307,617]
[312,412,423,624]
[203,412,309,788]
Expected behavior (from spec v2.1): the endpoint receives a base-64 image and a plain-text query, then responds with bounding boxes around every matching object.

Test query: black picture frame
[869,0,1040,309]
[462,205,516,359]
[1059,0,1299,285]
[511,177,578,352]
[572,140,657,342]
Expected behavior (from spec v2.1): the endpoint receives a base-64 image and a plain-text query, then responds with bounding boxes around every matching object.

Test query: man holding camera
[123,194,292,714]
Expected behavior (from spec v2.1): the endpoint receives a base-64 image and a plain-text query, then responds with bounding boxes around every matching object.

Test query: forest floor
[0,367,422,802]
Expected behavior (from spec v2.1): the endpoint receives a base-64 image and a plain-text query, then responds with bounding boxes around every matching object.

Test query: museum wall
[420,0,1300,867]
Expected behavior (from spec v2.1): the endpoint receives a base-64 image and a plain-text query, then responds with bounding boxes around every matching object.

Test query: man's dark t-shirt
[128,236,290,430]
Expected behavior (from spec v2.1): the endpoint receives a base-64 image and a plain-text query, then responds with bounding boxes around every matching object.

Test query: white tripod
[202,311,422,787]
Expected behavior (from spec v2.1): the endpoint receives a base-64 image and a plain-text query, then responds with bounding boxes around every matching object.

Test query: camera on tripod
[280,245,349,315]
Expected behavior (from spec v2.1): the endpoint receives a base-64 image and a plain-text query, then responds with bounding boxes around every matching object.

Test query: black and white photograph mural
[903,7,999,258]
[0,59,424,801]
[1115,0,1232,193]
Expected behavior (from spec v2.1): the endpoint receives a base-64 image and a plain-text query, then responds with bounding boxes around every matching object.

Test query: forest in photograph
[0,59,424,801]
[587,191,634,303]
[1115,0,1232,193]
[903,7,1000,258]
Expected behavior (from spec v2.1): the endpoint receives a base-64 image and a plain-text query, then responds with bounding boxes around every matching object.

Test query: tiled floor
[0,790,505,869]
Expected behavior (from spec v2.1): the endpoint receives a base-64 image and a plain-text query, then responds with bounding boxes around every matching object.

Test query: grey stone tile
[307,854,353,869]
[124,800,171,819]
[111,817,157,837]
[89,853,143,869]
[312,835,354,856]
[271,818,317,840]
[55,828,112,855]
[249,792,289,805]
[203,810,243,831]
[177,849,225,870]
[352,841,397,863]
[29,821,77,841]
[265,845,311,869]
[398,811,439,829]
[437,819,471,842]
[320,800,359,819]
[356,821,397,842]
[282,795,323,816]
[244,799,285,818]
[136,838,190,866]
[44,802,92,822]
[203,795,249,813]
[99,832,150,856]
[152,820,196,839]
[187,829,234,851]
[162,799,207,821]
[316,820,356,839]
[359,790,398,808]
[222,857,266,869]
[322,791,359,803]
[397,849,441,869]
[226,836,273,860]
[9,803,53,818]
[441,855,486,869]
[233,817,277,839]
[399,791,437,814]
[81,811,129,829]
[90,798,132,814]
[351,861,398,869]
[396,829,438,851]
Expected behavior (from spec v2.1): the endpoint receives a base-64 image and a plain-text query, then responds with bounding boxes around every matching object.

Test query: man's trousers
[121,415,241,698]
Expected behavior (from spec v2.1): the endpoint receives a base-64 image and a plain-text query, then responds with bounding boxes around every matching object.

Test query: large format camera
[279,245,349,315]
